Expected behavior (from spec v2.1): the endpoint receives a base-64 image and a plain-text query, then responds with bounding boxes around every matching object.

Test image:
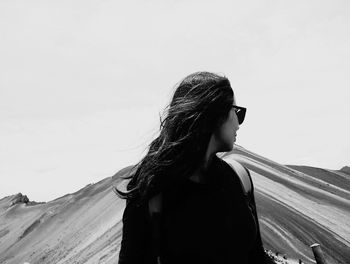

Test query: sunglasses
[232,105,246,125]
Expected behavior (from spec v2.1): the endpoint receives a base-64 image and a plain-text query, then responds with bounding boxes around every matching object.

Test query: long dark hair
[115,71,234,205]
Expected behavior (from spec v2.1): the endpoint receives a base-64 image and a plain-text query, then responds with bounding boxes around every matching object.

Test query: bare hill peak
[340,166,350,175]
[9,193,45,207]
[10,193,29,206]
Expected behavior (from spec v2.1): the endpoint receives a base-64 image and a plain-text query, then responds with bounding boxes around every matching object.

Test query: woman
[115,72,274,264]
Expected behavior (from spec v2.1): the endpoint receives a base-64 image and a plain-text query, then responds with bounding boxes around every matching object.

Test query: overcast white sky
[1,0,349,202]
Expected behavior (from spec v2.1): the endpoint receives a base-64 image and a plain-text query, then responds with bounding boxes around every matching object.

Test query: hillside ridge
[0,146,348,264]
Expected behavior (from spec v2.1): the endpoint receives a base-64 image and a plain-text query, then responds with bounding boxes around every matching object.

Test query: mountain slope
[221,146,350,264]
[0,146,348,264]
[0,173,127,264]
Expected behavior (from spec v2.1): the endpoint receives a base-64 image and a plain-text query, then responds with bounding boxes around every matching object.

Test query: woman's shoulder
[214,155,250,176]
[124,197,150,218]
[212,155,235,176]
[213,155,249,190]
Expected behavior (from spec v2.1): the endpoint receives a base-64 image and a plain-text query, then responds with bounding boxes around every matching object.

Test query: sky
[1,0,349,202]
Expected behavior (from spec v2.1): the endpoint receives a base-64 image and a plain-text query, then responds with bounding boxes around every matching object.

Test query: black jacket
[118,156,274,264]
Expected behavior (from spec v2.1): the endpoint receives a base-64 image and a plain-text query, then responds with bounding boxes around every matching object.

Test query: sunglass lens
[236,108,246,125]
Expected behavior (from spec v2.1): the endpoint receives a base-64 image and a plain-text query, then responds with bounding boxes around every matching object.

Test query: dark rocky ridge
[9,193,45,207]
[340,166,350,175]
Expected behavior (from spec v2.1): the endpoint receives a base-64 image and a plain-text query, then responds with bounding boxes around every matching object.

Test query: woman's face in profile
[212,99,240,152]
